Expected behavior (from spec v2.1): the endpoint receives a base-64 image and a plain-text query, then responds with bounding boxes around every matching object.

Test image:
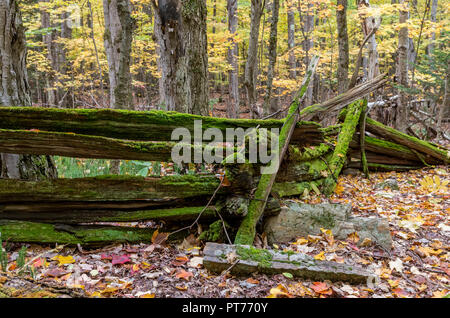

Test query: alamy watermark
[170,120,280,174]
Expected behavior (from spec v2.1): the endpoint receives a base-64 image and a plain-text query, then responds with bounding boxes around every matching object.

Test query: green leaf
[282,272,293,279]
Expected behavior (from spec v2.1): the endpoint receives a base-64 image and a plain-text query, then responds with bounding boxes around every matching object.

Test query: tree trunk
[395,0,409,133]
[227,0,239,118]
[244,0,264,118]
[152,0,209,116]
[357,0,380,81]
[263,0,280,117]
[336,0,349,93]
[287,2,296,79]
[0,0,57,181]
[299,1,314,105]
[40,0,58,107]
[427,0,438,56]
[103,0,135,109]
[58,9,73,107]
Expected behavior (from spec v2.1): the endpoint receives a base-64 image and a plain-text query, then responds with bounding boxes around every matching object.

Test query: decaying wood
[299,73,388,121]
[203,242,373,284]
[0,220,186,245]
[366,117,450,163]
[234,56,319,246]
[323,100,364,195]
[0,107,323,145]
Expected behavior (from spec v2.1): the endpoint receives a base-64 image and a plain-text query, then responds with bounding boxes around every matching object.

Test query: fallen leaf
[267,284,292,298]
[111,254,131,265]
[310,282,333,295]
[51,255,75,266]
[314,251,326,261]
[176,269,194,281]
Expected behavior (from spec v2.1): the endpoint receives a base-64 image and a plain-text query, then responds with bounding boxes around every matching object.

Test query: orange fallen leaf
[246,278,259,285]
[310,282,333,295]
[176,269,194,281]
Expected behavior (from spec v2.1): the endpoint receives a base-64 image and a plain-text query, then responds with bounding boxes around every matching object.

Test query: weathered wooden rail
[0,72,447,246]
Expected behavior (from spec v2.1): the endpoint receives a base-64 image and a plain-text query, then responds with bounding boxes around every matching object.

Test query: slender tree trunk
[244,0,265,118]
[0,0,57,180]
[152,0,209,115]
[263,0,280,117]
[299,1,314,105]
[427,0,438,55]
[227,0,239,118]
[336,0,349,93]
[287,1,296,79]
[437,60,449,132]
[103,0,135,109]
[58,9,73,107]
[357,0,380,81]
[395,0,409,133]
[40,0,58,106]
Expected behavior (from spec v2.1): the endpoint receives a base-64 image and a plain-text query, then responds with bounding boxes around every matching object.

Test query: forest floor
[1,163,448,298]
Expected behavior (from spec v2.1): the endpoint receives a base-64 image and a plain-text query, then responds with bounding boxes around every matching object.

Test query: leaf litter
[0,166,448,298]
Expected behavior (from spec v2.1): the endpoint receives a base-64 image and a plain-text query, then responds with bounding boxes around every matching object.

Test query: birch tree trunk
[395,0,409,133]
[152,0,209,116]
[227,0,239,118]
[103,0,135,109]
[0,0,57,180]
[336,0,349,94]
[263,0,280,117]
[244,0,264,118]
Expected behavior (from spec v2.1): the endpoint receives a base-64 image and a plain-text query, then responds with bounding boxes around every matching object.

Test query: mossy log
[299,74,387,121]
[0,205,218,224]
[234,56,320,246]
[0,129,234,162]
[347,162,423,171]
[0,220,186,245]
[0,107,323,145]
[323,100,364,195]
[203,243,372,284]
[365,118,450,164]
[0,175,221,203]
[349,135,425,162]
[348,150,422,166]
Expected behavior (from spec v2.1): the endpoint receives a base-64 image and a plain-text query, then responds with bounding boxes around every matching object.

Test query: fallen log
[347,162,423,171]
[0,107,323,145]
[0,205,218,224]
[0,220,185,245]
[350,135,425,162]
[348,150,422,166]
[323,100,364,195]
[299,74,388,121]
[366,117,450,164]
[0,175,221,203]
[203,242,373,284]
[0,129,234,163]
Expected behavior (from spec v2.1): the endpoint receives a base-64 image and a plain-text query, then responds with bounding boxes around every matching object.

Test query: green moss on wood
[0,220,174,245]
[236,245,273,268]
[366,117,450,163]
[0,175,221,202]
[323,100,364,195]
[287,143,331,162]
[0,107,321,143]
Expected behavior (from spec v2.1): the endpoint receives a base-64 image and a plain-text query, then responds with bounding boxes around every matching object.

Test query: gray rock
[375,178,399,191]
[264,201,392,250]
